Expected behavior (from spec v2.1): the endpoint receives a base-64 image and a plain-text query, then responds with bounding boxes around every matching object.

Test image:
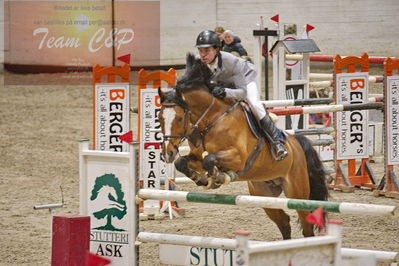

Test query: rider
[195,30,288,161]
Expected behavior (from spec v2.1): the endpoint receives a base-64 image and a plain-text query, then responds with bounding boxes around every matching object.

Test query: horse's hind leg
[248,181,292,240]
[297,210,314,237]
[283,169,314,237]
[263,209,292,239]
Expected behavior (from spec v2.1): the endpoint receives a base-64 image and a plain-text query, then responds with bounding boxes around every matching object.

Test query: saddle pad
[240,102,263,139]
[240,102,287,143]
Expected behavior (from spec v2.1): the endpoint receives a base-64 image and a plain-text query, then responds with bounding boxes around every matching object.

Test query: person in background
[214,26,226,49]
[222,30,248,57]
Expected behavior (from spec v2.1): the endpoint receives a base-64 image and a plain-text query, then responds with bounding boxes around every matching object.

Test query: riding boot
[259,114,288,161]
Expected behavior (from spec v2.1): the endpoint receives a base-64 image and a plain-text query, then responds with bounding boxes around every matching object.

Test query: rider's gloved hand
[211,86,226,98]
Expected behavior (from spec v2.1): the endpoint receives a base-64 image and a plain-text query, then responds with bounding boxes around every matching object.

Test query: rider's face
[198,47,218,64]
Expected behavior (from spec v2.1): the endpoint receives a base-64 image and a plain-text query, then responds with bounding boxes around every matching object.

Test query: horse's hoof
[191,172,209,187]
[204,178,222,190]
[195,179,208,187]
[222,173,231,185]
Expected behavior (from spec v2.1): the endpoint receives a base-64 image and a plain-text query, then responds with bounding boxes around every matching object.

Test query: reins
[188,98,240,150]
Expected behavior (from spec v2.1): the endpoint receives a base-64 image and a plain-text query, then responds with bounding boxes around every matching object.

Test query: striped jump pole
[153,127,335,136]
[310,76,383,88]
[176,139,333,152]
[309,73,383,81]
[268,102,383,116]
[286,127,334,135]
[261,98,333,107]
[262,96,383,107]
[285,54,395,64]
[138,189,398,217]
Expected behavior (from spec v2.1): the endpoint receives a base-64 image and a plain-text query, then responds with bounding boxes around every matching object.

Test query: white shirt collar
[207,56,218,72]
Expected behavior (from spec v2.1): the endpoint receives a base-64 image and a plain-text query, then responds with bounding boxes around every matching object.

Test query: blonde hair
[214,26,225,34]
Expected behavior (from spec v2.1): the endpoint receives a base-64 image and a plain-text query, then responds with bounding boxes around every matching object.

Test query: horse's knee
[203,154,217,175]
[174,156,191,176]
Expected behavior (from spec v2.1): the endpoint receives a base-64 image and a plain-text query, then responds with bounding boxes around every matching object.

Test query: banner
[335,72,369,160]
[387,76,399,165]
[4,1,160,85]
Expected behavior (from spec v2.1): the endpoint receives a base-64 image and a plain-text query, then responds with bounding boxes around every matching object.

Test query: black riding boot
[259,114,288,161]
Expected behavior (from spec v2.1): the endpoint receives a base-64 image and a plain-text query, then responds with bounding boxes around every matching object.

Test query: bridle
[160,89,239,151]
[161,102,191,152]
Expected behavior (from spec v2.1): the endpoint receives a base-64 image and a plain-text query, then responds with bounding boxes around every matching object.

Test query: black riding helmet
[195,30,221,48]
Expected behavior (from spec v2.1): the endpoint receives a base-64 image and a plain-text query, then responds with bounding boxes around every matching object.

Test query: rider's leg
[246,82,288,161]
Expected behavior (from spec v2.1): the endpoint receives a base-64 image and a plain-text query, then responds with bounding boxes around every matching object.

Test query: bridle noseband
[161,102,191,152]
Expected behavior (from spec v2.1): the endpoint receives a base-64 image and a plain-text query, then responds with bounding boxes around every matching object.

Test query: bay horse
[158,54,328,239]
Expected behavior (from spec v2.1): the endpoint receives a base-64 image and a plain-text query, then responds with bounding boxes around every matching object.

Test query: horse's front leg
[174,153,209,186]
[203,149,243,189]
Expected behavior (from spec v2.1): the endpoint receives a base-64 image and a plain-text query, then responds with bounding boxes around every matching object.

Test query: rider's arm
[223,60,253,100]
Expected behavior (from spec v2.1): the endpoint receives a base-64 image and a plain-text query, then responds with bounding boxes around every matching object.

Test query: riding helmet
[195,30,221,48]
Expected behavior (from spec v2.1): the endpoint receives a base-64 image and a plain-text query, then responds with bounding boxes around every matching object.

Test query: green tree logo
[90,173,127,231]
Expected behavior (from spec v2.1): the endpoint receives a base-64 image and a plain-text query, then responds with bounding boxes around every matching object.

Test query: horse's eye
[177,117,183,122]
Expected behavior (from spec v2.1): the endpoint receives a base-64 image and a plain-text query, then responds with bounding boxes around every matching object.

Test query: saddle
[240,101,286,142]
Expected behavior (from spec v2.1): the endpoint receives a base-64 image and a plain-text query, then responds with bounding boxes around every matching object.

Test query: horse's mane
[175,53,213,93]
[160,89,189,110]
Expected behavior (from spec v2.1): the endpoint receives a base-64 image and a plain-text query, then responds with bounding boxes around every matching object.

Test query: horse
[157,54,328,239]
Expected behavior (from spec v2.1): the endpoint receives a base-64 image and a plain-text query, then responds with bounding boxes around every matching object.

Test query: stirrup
[271,142,288,161]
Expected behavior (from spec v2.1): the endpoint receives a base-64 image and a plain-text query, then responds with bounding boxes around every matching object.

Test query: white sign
[139,89,166,214]
[94,83,130,152]
[335,72,369,160]
[79,140,137,265]
[160,244,237,266]
[387,76,399,164]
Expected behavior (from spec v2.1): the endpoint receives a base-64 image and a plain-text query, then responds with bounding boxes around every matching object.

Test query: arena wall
[2,0,399,69]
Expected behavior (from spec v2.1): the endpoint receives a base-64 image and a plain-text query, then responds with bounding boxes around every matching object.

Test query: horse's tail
[294,135,328,201]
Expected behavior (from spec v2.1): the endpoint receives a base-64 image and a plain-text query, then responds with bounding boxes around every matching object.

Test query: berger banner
[387,76,399,165]
[335,72,369,160]
[4,1,160,85]
[95,83,130,152]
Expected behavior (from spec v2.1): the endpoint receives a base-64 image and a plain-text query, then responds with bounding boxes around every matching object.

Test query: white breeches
[246,81,266,120]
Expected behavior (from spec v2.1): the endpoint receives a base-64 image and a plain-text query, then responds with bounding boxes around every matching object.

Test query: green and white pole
[138,189,398,217]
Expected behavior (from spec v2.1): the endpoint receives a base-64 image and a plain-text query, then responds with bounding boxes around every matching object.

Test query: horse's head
[158,87,190,163]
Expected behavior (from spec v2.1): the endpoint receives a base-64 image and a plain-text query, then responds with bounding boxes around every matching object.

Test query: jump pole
[286,54,395,64]
[374,58,399,199]
[310,76,383,89]
[267,102,383,116]
[137,189,397,217]
[261,96,383,107]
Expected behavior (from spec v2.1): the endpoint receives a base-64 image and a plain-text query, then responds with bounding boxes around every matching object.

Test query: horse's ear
[158,87,165,103]
[186,53,196,70]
